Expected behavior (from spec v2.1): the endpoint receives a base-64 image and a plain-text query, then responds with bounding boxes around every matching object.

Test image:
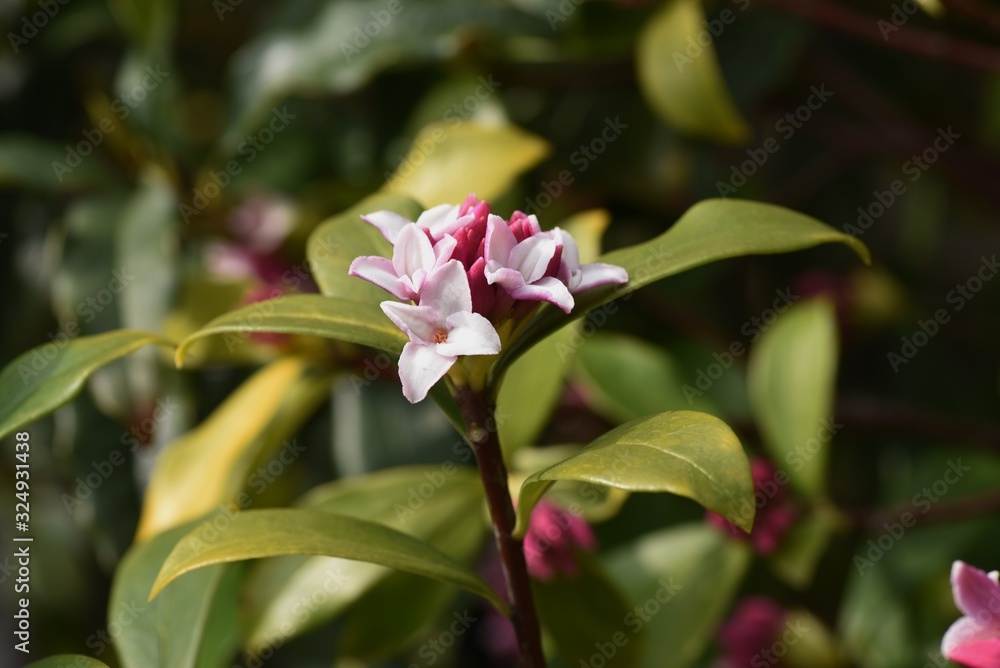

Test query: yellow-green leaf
[495,198,868,376]
[383,121,549,206]
[748,298,839,498]
[637,0,750,143]
[0,330,173,440]
[174,294,406,367]
[26,657,111,668]
[514,411,753,537]
[137,356,333,540]
[150,508,507,614]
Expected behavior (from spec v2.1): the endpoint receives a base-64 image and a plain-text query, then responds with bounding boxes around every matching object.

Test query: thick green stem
[454,385,545,667]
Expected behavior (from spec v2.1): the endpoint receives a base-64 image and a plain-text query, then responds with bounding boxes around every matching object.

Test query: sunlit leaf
[495,198,868,377]
[637,0,750,143]
[383,121,549,206]
[748,299,839,498]
[514,411,753,537]
[0,330,173,440]
[137,356,333,541]
[604,524,752,668]
[150,508,507,614]
[174,294,406,367]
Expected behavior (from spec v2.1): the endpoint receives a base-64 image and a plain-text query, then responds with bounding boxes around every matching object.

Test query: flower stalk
[454,384,545,668]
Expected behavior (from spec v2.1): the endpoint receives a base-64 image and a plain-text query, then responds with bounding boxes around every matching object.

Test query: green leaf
[604,524,752,668]
[174,294,406,367]
[748,299,839,498]
[244,466,486,651]
[637,0,750,143]
[514,411,753,537]
[495,198,868,377]
[110,522,237,668]
[383,121,549,206]
[150,508,506,614]
[575,333,719,422]
[25,657,112,668]
[534,554,645,666]
[137,356,333,540]
[307,193,423,303]
[0,135,116,192]
[0,330,173,440]
[767,504,845,589]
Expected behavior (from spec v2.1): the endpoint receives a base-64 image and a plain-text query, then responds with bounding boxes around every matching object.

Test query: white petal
[416,204,466,239]
[361,210,412,243]
[433,235,458,266]
[392,224,436,280]
[381,302,441,344]
[942,616,1000,656]
[509,234,557,284]
[485,266,527,292]
[438,311,501,357]
[511,276,574,313]
[485,214,516,267]
[349,256,412,300]
[420,260,472,315]
[571,262,630,293]
[398,342,455,403]
[554,228,581,272]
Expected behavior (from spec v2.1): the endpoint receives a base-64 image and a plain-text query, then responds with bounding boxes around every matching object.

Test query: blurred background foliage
[1,0,1000,666]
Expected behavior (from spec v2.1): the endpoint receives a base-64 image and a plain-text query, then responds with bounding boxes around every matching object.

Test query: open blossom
[523,499,597,581]
[350,194,629,402]
[942,561,1000,668]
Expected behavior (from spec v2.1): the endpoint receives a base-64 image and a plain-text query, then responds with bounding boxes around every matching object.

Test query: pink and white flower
[523,499,597,581]
[351,194,629,403]
[942,561,1000,668]
[381,260,501,403]
[349,223,456,301]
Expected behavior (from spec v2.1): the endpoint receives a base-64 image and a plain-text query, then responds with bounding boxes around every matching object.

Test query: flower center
[433,329,448,343]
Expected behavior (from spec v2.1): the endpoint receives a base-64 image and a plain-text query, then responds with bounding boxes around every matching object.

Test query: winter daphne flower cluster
[349,194,629,402]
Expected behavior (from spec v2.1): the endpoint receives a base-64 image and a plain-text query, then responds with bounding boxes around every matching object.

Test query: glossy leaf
[150,508,507,614]
[0,330,173,440]
[514,411,754,537]
[307,193,423,304]
[137,356,333,540]
[637,0,750,143]
[748,299,839,498]
[174,294,406,367]
[604,524,752,668]
[26,658,112,668]
[110,521,237,668]
[244,467,486,651]
[383,121,549,206]
[495,198,868,377]
[534,554,645,666]
[575,333,719,422]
